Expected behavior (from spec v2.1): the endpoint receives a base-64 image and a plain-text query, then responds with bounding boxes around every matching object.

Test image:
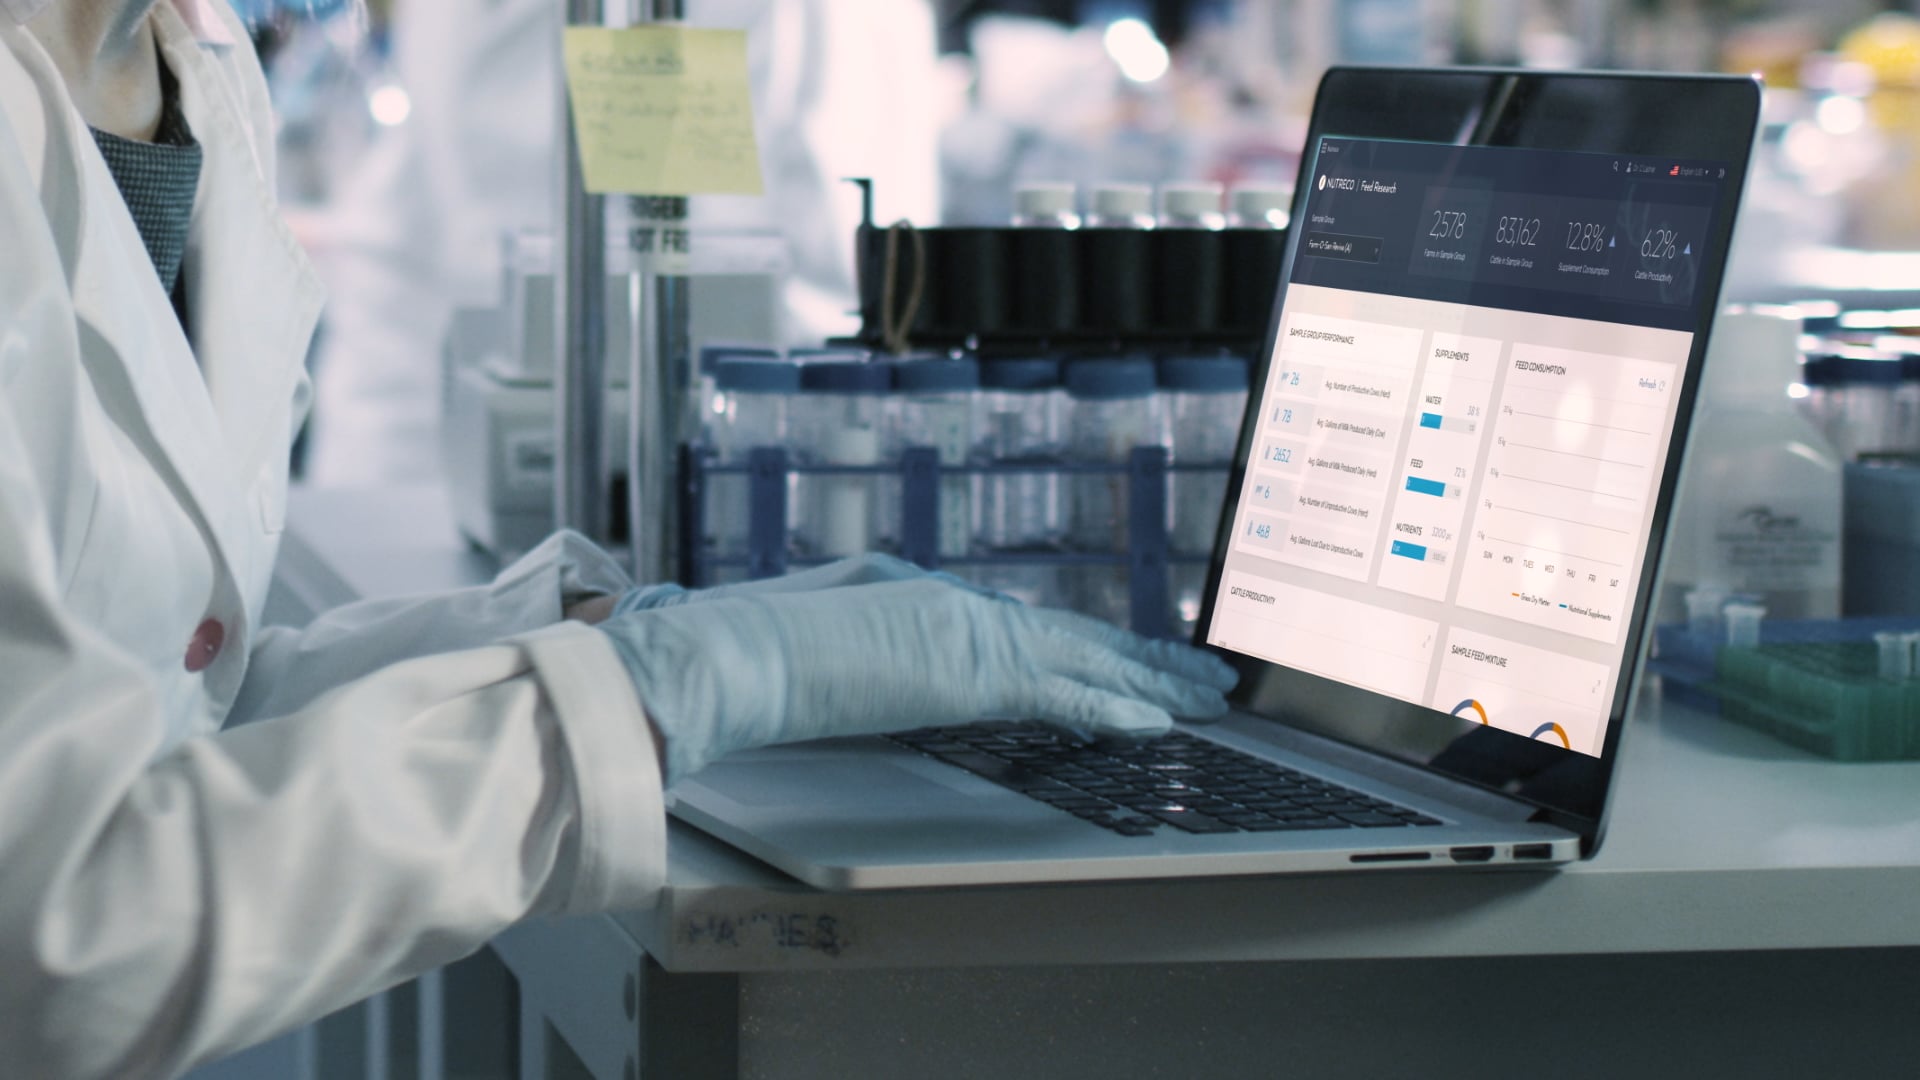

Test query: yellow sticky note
[562,25,764,196]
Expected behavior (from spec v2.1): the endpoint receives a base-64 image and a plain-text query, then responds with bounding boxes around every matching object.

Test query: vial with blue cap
[1160,353,1249,636]
[794,356,893,558]
[705,357,802,573]
[888,354,981,559]
[1065,356,1168,625]
[975,357,1068,607]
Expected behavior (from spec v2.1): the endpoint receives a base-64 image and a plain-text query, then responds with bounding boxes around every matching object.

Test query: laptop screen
[1207,136,1726,761]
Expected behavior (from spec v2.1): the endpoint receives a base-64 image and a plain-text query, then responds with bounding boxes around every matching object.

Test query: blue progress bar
[1419,412,1443,429]
[1390,540,1429,561]
[1405,476,1447,497]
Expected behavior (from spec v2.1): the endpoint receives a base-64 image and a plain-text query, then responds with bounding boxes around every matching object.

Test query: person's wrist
[565,594,617,625]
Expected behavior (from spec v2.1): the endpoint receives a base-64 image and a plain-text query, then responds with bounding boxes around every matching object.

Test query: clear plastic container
[975,356,1067,608]
[1159,353,1249,638]
[697,343,780,445]
[793,358,893,559]
[889,355,981,559]
[1012,182,1080,229]
[1065,356,1166,626]
[705,357,801,562]
[1662,308,1843,624]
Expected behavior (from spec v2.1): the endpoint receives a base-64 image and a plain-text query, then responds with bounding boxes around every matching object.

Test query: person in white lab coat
[304,0,942,486]
[0,1,1233,1075]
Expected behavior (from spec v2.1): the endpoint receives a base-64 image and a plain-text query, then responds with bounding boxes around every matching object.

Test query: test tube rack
[678,445,1228,640]
[1650,617,1920,760]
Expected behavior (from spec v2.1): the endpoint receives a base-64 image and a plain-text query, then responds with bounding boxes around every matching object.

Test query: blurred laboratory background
[253,0,1920,719]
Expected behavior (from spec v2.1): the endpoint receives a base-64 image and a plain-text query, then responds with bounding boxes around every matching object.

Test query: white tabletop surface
[287,485,1920,972]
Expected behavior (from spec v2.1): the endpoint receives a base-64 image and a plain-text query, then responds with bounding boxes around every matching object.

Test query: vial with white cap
[1155,182,1226,331]
[1012,182,1080,229]
[1082,184,1154,333]
[1158,181,1228,230]
[1660,306,1843,624]
[1084,182,1155,229]
[1226,183,1291,334]
[1228,183,1292,229]
[1011,183,1081,332]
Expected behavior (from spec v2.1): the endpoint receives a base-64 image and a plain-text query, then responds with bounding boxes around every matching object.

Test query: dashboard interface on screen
[1206,136,1726,759]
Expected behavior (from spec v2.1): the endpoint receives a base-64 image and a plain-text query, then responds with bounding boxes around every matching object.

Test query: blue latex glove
[599,578,1238,784]
[613,553,971,616]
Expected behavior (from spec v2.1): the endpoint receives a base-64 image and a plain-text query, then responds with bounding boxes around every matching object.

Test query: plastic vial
[1065,356,1167,628]
[890,355,981,560]
[1228,183,1292,230]
[1661,307,1843,624]
[1875,631,1914,681]
[1160,353,1250,638]
[793,358,892,559]
[1684,587,1731,641]
[1723,602,1766,648]
[974,357,1066,608]
[1012,182,1080,229]
[698,344,780,445]
[704,357,801,570]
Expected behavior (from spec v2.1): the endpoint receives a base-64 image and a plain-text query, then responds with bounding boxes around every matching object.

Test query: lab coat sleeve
[228,528,634,725]
[0,257,665,1076]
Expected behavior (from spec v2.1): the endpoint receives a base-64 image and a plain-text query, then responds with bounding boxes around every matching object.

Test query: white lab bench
[280,486,1920,1080]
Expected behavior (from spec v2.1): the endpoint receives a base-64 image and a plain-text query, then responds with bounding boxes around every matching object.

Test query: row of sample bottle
[698,349,1249,636]
[864,179,1291,344]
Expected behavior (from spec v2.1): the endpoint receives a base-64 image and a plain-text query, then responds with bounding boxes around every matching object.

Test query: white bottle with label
[1659,306,1843,624]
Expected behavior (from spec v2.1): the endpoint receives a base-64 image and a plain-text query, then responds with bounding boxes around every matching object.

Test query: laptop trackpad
[684,749,1002,814]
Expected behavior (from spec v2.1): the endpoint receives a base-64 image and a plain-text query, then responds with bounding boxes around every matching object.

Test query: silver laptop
[669,67,1763,888]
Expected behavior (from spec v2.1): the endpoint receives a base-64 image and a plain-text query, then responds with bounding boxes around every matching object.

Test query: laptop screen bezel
[1193,67,1763,853]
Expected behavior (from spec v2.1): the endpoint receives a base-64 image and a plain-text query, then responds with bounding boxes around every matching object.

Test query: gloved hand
[612,553,969,615]
[598,577,1238,784]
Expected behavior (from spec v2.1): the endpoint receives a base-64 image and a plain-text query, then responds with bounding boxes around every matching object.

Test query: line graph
[1457,343,1677,644]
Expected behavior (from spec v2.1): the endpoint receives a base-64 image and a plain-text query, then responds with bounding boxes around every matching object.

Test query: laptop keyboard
[888,722,1442,837]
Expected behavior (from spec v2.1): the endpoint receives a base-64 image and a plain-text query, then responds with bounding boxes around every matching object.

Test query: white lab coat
[0,3,665,1076]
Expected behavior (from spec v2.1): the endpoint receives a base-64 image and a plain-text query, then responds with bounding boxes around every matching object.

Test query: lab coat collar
[170,0,237,47]
[155,0,322,472]
[0,0,231,44]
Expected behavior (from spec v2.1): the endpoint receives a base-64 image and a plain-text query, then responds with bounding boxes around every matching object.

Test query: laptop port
[1512,843,1554,860]
[1350,852,1432,864]
[1448,845,1496,863]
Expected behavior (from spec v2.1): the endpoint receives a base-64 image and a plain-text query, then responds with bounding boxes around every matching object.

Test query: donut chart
[1450,699,1489,724]
[1530,722,1571,748]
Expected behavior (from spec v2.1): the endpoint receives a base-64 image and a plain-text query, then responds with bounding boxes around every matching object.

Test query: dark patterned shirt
[90,50,200,335]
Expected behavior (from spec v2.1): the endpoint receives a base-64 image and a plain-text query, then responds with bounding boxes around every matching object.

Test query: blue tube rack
[678,445,1228,639]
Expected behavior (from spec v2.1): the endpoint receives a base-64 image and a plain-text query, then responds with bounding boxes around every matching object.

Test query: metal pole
[553,0,610,542]
[629,0,690,584]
